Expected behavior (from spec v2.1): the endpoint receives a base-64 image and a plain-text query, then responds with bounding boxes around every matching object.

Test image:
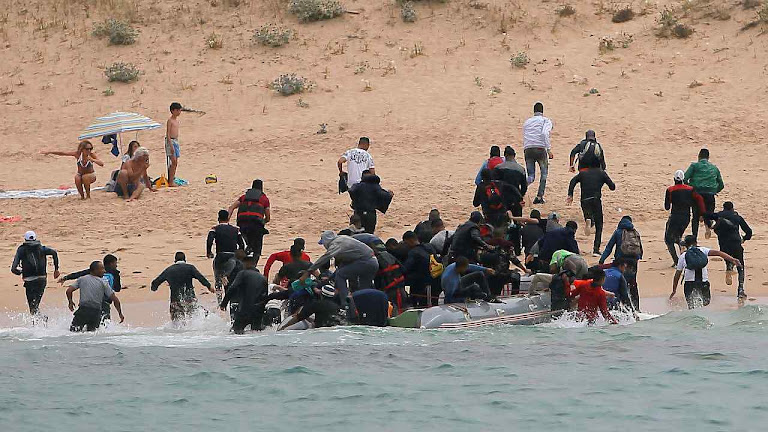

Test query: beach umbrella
[77,111,161,140]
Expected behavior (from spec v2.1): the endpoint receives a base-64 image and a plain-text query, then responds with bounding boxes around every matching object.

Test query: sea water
[1,305,767,432]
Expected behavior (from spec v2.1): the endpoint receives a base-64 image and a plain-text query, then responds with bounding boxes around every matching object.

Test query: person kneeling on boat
[348,288,391,326]
[571,267,618,325]
[280,281,345,330]
[442,256,496,303]
[220,253,268,333]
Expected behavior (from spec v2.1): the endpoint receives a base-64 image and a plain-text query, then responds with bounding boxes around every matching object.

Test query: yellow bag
[429,255,444,279]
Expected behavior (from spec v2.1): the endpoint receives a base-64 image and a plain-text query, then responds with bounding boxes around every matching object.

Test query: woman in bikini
[42,140,104,199]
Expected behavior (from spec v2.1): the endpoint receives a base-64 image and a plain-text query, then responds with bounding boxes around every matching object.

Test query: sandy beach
[2,0,767,319]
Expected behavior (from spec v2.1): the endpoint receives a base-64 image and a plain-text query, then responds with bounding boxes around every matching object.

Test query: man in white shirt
[670,235,741,309]
[338,137,375,188]
[522,102,553,204]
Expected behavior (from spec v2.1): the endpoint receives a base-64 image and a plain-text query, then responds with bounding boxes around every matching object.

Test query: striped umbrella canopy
[77,112,161,140]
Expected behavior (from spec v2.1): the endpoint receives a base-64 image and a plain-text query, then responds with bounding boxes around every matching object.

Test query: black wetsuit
[403,243,437,307]
[221,268,268,333]
[664,183,705,263]
[151,262,211,320]
[568,168,616,253]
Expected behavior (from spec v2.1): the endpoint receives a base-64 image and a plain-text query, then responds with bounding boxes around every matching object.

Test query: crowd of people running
[12,102,752,332]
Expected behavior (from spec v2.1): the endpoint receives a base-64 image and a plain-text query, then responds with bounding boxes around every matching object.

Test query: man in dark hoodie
[567,165,616,255]
[11,231,60,316]
[151,252,214,321]
[227,179,271,265]
[538,221,579,264]
[494,146,528,202]
[414,209,441,244]
[449,211,491,263]
[704,201,752,298]
[220,253,269,333]
[59,254,121,322]
[402,230,438,307]
[349,171,394,234]
[569,130,606,172]
[599,216,643,310]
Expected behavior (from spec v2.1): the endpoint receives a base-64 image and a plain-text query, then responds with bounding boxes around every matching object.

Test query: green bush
[401,2,417,22]
[270,74,309,96]
[289,0,345,23]
[253,24,293,47]
[510,51,529,68]
[104,62,141,82]
[92,19,137,45]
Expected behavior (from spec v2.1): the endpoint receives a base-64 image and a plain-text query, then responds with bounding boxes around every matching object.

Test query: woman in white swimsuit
[42,140,104,199]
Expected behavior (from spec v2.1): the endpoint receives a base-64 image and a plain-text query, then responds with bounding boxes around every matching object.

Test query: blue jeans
[524,147,549,198]
[334,256,379,302]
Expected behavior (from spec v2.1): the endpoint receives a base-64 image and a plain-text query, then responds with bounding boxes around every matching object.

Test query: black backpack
[685,247,709,282]
[579,141,602,168]
[20,244,46,277]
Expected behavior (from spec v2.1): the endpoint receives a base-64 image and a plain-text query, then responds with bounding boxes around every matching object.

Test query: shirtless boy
[116,147,156,202]
[165,102,182,186]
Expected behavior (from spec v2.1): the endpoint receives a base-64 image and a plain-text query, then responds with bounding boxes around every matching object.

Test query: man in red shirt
[227,179,271,265]
[263,238,311,281]
[570,268,618,325]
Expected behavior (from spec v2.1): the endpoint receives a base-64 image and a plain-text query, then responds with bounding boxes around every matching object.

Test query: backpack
[485,182,504,211]
[487,156,504,170]
[714,216,737,236]
[20,244,46,277]
[619,229,642,257]
[237,189,266,226]
[684,247,709,282]
[579,141,601,168]
[429,254,444,278]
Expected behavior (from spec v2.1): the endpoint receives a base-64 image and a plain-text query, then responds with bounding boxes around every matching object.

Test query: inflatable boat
[388,292,553,329]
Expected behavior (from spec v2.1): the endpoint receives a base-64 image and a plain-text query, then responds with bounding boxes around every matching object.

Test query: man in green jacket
[684,148,724,240]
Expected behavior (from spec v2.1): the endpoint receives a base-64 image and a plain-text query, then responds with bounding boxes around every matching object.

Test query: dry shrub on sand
[612,7,635,23]
[556,4,576,17]
[254,24,293,47]
[92,18,137,45]
[104,62,140,82]
[270,73,309,95]
[289,0,345,22]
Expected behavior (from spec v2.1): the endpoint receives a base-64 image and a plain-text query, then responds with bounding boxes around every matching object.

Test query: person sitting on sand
[151,252,213,322]
[122,140,142,165]
[41,140,104,200]
[116,147,156,202]
[66,261,124,332]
